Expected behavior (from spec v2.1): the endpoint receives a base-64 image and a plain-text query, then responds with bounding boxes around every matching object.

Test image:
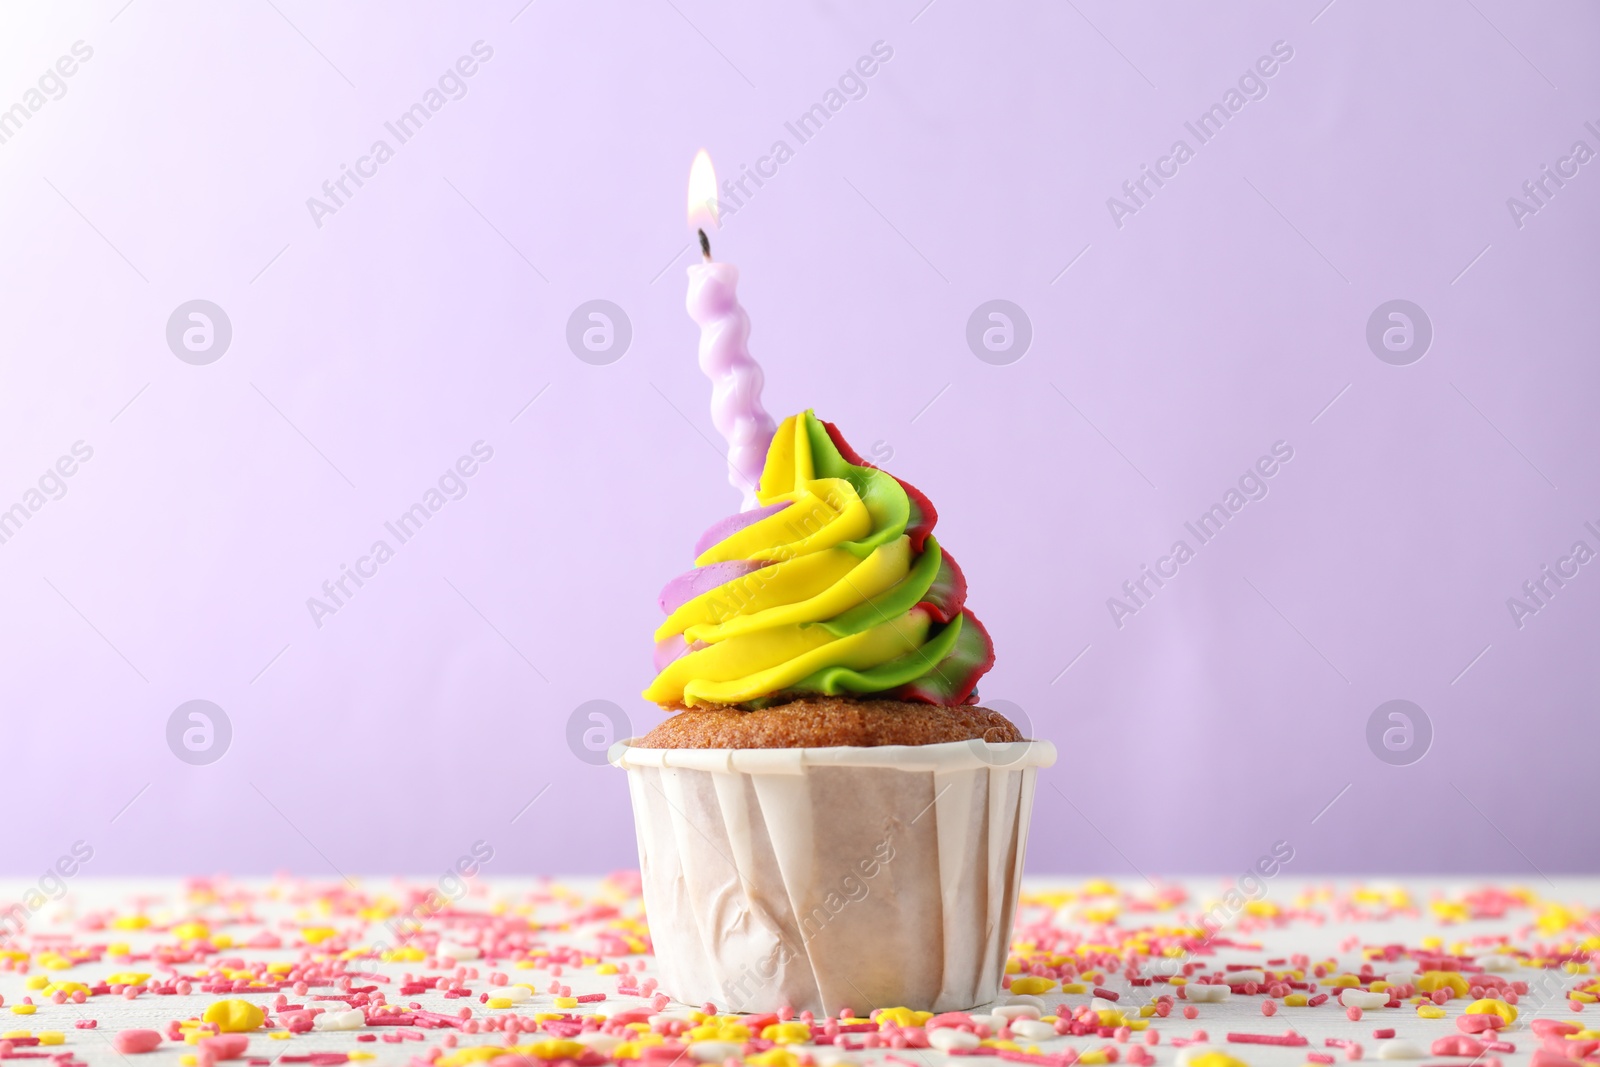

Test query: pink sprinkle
[1226,1033,1307,1047]
[74,1021,97,1030]
[1307,1057,1335,1065]
[1373,1029,1395,1040]
[1183,1007,1198,1020]
[1094,988,1120,1001]
[111,1030,163,1055]
[1263,1001,1277,1017]
[1347,1007,1363,1022]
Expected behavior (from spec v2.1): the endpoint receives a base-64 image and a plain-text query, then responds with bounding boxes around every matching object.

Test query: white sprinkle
[1186,984,1231,1003]
[995,1003,1043,1020]
[928,1028,981,1052]
[1377,1039,1426,1059]
[1341,990,1390,1009]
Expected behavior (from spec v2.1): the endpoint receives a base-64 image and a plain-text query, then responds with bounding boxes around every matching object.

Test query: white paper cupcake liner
[611,738,1057,1015]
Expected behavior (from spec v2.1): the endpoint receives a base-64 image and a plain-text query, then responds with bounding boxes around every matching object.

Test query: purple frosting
[653,634,708,673]
[658,560,765,616]
[692,500,790,558]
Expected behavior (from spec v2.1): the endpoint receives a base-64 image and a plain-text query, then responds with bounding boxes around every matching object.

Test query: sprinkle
[1226,1032,1307,1046]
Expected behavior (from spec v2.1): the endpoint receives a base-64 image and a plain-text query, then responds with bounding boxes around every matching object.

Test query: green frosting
[801,412,909,560]
[813,537,943,639]
[789,613,966,697]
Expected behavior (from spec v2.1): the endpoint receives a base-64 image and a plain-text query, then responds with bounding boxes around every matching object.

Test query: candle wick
[697,228,711,262]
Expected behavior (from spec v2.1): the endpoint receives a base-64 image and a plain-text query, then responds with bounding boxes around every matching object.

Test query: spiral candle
[686,257,775,510]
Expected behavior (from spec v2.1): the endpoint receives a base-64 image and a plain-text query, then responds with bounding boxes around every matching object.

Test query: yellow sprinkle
[596,964,619,975]
[1,1032,32,1040]
[745,1051,801,1067]
[1417,972,1471,996]
[201,999,265,1033]
[486,998,514,1010]
[349,1054,376,1061]
[171,922,210,941]
[1010,977,1058,995]
[1465,999,1518,1023]
[268,1032,292,1041]
[1284,994,1309,1007]
[11,1006,36,1016]
[1417,1004,1446,1019]
[180,1056,199,1067]
[1184,1055,1250,1067]
[760,1022,812,1044]
[526,1041,588,1060]
[1328,975,1361,988]
[554,997,578,1009]
[23,977,48,991]
[37,1033,64,1046]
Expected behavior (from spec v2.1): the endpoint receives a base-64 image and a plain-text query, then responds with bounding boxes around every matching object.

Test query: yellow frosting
[644,411,986,709]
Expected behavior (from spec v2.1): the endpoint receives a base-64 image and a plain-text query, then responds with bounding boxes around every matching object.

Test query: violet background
[1,1,1596,879]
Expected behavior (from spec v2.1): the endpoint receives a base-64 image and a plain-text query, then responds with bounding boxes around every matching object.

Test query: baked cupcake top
[639,697,1022,749]
[644,411,994,710]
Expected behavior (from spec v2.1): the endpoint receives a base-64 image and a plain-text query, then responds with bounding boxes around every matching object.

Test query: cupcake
[613,410,1054,1015]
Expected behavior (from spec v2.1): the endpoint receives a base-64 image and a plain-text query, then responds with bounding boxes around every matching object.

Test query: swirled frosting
[643,411,994,709]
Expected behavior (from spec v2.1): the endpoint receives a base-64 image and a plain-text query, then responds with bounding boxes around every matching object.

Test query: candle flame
[687,149,718,230]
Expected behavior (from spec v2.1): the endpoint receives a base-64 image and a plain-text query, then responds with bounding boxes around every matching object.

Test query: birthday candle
[686,149,775,511]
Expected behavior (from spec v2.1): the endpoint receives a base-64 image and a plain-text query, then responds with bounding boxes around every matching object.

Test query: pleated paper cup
[610,737,1057,1015]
